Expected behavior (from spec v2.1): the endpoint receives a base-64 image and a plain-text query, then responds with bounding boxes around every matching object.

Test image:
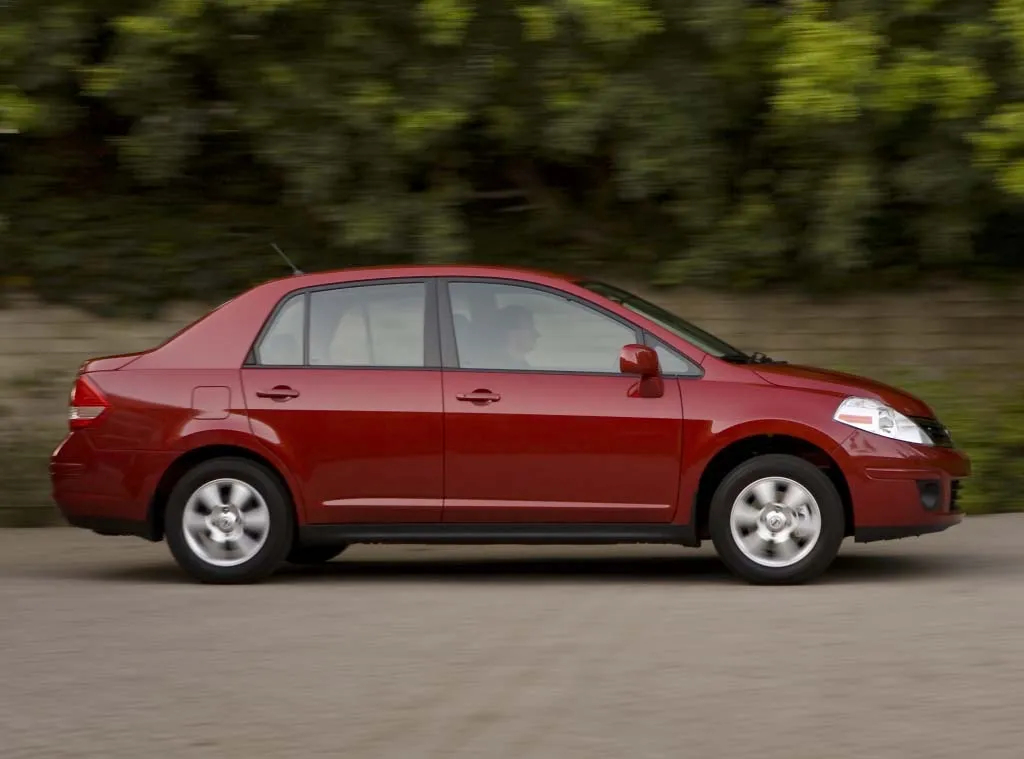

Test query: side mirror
[619,344,664,398]
[619,344,660,377]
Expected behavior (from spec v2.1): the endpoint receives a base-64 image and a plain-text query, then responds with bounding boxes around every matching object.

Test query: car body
[51,265,970,584]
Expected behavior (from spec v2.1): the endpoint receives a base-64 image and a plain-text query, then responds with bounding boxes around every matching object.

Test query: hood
[752,363,935,418]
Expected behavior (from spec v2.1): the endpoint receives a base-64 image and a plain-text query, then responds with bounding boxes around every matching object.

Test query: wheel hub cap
[182,478,271,568]
[728,476,823,569]
[213,508,239,534]
[764,509,788,532]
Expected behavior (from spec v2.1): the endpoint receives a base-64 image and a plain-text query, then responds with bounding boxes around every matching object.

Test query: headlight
[833,397,933,445]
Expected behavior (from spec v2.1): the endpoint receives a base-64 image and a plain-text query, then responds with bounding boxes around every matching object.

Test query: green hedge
[8,0,1024,317]
[1,371,1020,527]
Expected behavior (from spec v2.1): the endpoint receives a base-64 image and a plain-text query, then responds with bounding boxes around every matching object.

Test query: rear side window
[309,282,427,367]
[255,294,305,366]
[253,281,428,368]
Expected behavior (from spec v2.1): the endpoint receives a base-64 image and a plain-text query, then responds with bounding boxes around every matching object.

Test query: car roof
[256,263,580,290]
[134,262,714,371]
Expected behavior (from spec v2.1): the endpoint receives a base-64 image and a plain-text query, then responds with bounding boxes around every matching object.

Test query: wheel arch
[693,434,853,541]
[147,444,299,541]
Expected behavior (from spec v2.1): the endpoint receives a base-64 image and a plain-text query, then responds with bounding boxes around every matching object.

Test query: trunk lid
[78,352,145,374]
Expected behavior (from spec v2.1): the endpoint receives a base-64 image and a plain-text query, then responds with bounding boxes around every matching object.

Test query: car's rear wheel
[164,457,294,584]
[286,544,349,565]
[708,454,845,585]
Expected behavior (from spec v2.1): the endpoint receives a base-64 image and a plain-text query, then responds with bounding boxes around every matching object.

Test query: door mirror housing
[620,344,660,377]
[619,344,664,398]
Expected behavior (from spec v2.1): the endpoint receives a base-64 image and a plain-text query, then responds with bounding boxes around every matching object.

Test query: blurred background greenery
[1,0,1023,522]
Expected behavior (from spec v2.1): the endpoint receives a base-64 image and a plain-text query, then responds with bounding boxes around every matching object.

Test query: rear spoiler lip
[78,352,144,374]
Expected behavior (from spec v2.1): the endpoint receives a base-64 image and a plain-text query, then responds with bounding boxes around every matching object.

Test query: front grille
[950,480,962,513]
[909,416,954,448]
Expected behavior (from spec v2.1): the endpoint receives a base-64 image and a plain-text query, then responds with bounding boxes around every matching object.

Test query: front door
[440,279,684,523]
[241,279,444,524]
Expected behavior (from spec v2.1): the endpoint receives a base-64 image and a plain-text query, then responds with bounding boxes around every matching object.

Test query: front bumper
[854,515,963,543]
[837,431,971,543]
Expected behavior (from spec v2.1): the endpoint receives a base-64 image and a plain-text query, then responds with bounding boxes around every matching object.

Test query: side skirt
[298,523,701,548]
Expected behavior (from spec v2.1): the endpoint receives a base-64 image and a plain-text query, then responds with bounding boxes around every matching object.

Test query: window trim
[641,331,704,379]
[439,277,648,376]
[244,278,441,370]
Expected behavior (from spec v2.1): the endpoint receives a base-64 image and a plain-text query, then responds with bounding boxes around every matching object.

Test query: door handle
[455,389,501,404]
[256,385,300,401]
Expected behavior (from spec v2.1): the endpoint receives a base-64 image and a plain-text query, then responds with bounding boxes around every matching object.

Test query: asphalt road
[2,516,1023,759]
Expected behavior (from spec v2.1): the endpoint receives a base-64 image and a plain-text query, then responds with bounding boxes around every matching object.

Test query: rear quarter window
[254,294,305,366]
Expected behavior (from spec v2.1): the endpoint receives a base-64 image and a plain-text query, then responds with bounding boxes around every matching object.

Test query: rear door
[241,278,444,524]
[439,278,685,524]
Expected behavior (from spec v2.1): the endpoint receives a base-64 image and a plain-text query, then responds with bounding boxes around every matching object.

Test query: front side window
[448,281,637,373]
[650,339,701,376]
[309,282,427,367]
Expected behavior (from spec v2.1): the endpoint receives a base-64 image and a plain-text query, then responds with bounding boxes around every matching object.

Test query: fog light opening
[916,480,942,512]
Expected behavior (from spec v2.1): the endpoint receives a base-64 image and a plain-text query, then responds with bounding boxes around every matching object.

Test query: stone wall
[0,297,206,429]
[661,284,1024,376]
[2,284,1022,523]
[1,284,1022,433]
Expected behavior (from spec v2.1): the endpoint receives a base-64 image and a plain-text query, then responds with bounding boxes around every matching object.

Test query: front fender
[689,418,847,473]
[674,416,850,526]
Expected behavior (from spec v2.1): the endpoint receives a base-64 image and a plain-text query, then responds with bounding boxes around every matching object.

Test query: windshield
[579,280,747,359]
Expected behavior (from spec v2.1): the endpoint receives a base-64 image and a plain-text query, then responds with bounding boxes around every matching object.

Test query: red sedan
[50,265,970,584]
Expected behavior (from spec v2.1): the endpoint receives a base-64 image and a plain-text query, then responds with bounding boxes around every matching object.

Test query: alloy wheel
[182,478,271,567]
[728,476,822,569]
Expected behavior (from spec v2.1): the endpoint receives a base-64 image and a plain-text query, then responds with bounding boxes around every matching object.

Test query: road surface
[2,516,1023,759]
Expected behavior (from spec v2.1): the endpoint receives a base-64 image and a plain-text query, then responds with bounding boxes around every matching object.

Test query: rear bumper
[63,514,157,540]
[50,432,170,541]
[839,431,971,542]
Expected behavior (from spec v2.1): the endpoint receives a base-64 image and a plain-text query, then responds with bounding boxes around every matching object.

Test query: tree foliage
[3,0,1024,313]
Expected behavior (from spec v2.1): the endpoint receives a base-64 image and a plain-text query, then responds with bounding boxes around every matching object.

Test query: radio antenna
[271,242,303,276]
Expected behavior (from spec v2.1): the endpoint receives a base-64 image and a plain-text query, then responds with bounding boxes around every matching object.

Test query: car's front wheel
[708,454,845,585]
[164,457,294,584]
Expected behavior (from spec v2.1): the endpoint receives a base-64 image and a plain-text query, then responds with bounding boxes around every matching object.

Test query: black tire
[286,543,349,565]
[164,457,294,584]
[708,454,845,585]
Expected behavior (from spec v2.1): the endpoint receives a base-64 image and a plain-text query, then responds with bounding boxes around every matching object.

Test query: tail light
[69,375,110,430]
